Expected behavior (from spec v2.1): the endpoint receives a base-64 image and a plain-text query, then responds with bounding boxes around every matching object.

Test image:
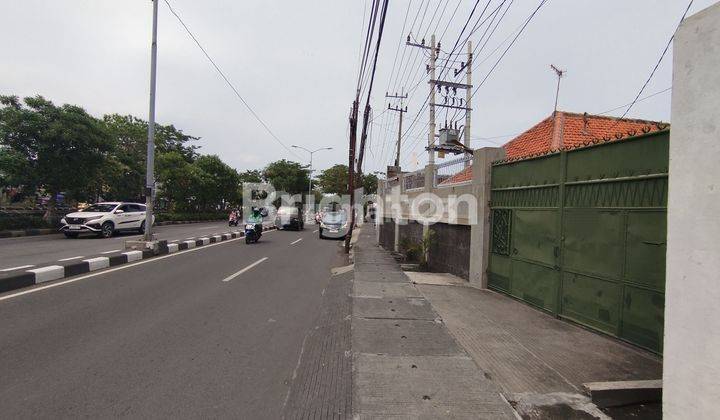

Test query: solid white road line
[101,249,120,254]
[290,238,303,245]
[58,256,84,262]
[221,257,269,283]
[0,230,276,302]
[0,233,249,302]
[1,264,35,272]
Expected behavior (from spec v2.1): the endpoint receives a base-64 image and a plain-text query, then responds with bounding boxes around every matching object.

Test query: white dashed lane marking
[101,250,120,254]
[290,238,303,245]
[312,229,319,233]
[222,257,269,283]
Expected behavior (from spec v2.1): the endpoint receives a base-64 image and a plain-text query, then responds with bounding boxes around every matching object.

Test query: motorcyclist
[247,207,263,237]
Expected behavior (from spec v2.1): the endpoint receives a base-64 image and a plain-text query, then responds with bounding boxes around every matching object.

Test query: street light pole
[144,0,159,243]
[292,145,332,215]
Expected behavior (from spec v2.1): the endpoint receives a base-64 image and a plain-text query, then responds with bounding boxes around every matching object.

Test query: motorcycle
[228,212,239,227]
[244,223,261,244]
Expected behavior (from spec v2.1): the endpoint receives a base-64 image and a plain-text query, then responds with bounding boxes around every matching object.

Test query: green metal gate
[488,131,668,353]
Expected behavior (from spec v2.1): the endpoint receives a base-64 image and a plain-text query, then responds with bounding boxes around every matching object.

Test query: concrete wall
[379,217,395,250]
[664,3,720,419]
[428,223,471,279]
[397,220,423,256]
[378,147,504,285]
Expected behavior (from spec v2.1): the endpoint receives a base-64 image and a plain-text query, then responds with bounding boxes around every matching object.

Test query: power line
[162,0,301,159]
[614,0,693,121]
[597,87,672,115]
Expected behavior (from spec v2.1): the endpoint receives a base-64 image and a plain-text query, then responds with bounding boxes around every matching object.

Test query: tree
[262,159,309,196]
[238,169,262,184]
[0,95,113,221]
[362,173,378,195]
[156,152,201,212]
[0,146,35,195]
[316,164,348,195]
[192,155,240,210]
[101,114,199,201]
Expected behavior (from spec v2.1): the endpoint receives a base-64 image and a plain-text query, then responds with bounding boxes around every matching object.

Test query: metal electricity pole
[386,91,408,167]
[144,0,159,243]
[292,145,332,211]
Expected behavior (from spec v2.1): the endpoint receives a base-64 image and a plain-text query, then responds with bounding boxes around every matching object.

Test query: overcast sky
[1,1,715,175]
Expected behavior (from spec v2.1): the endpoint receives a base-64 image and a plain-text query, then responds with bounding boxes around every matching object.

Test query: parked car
[318,211,348,239]
[60,202,154,238]
[274,206,304,230]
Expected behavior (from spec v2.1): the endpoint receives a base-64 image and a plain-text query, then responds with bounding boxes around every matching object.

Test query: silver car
[318,211,348,239]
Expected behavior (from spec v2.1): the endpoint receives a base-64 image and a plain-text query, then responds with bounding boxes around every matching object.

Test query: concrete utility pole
[386,91,408,167]
[144,0,159,243]
[550,64,566,113]
[428,34,437,164]
[465,40,472,155]
[345,100,359,253]
[292,145,332,213]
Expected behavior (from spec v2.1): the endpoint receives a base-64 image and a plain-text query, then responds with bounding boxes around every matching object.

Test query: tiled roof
[436,111,668,184]
[503,111,668,161]
[439,165,472,184]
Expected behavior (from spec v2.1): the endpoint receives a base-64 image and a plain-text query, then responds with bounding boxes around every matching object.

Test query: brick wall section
[379,218,395,250]
[428,223,471,280]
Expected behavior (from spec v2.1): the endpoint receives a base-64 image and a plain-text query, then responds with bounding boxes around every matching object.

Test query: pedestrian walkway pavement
[350,226,516,419]
[351,225,663,419]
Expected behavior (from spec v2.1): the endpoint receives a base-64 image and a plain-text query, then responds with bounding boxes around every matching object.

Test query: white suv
[60,202,154,238]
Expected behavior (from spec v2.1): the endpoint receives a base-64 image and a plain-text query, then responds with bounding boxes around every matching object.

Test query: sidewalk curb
[0,226,276,295]
[0,219,228,239]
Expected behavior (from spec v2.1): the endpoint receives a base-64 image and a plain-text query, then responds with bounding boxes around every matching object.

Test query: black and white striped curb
[0,227,275,294]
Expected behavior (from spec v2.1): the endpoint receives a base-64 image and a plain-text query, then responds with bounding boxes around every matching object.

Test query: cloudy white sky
[1,0,715,175]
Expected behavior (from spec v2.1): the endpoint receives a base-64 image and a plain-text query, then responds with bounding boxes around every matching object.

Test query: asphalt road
[0,226,346,418]
[0,221,255,271]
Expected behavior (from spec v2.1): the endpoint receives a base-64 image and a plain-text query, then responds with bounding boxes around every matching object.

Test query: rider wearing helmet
[247,207,263,236]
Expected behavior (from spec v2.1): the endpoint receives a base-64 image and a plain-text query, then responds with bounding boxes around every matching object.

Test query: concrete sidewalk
[354,224,663,419]
[350,226,516,419]
[414,278,662,418]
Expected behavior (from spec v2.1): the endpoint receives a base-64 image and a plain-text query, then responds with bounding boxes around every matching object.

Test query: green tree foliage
[362,173,378,194]
[238,169,262,184]
[101,114,199,201]
[0,95,113,220]
[262,159,309,196]
[316,164,348,195]
[1,94,351,217]
[316,164,376,195]
[193,155,240,210]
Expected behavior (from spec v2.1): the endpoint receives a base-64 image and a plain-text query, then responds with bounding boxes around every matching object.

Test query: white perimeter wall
[664,2,720,418]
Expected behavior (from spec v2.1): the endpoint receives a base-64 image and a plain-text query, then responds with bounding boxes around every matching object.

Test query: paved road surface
[0,226,346,418]
[0,221,263,271]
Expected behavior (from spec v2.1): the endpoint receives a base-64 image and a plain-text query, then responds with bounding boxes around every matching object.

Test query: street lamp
[292,145,332,215]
